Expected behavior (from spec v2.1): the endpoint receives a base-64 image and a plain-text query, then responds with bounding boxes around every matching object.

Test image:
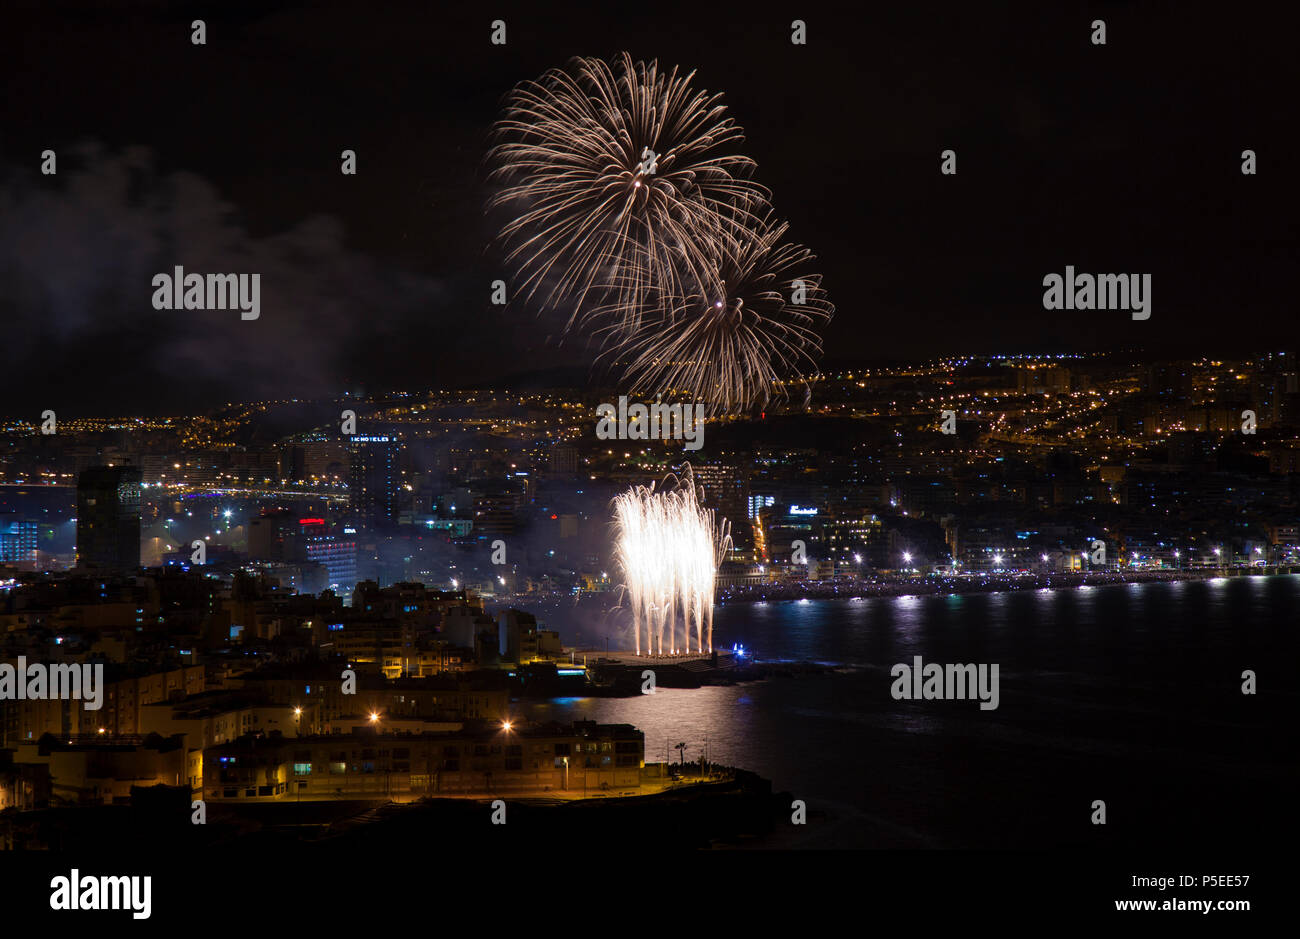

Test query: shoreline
[499,567,1299,612]
[716,566,1297,604]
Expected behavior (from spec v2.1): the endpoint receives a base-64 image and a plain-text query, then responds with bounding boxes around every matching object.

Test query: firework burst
[489,53,768,338]
[608,213,834,417]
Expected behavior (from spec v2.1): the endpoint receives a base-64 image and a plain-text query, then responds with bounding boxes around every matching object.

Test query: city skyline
[5,349,1298,595]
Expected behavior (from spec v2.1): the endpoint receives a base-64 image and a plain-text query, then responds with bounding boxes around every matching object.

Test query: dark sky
[1,0,1294,415]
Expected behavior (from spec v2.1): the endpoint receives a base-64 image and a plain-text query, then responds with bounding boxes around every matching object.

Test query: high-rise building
[76,465,142,572]
[279,445,307,482]
[1255,368,1299,427]
[473,491,518,539]
[691,463,750,544]
[0,514,39,565]
[548,445,579,477]
[301,530,358,594]
[349,435,401,528]
[248,508,300,560]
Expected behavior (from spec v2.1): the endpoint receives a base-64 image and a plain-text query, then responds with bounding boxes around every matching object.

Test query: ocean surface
[521,575,1299,848]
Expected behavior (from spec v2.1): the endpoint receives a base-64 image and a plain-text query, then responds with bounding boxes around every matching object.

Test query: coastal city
[1,351,1296,848]
[3,0,1288,921]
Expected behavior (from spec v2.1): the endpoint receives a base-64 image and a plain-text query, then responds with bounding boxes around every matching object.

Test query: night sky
[1,1,1294,414]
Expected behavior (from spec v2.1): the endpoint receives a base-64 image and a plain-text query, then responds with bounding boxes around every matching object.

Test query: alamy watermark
[596,396,704,451]
[49,870,151,919]
[890,655,999,710]
[1042,266,1150,320]
[0,658,104,710]
[151,266,260,320]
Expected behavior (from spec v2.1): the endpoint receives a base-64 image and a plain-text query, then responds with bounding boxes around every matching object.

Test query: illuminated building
[1,665,207,746]
[349,435,401,528]
[0,514,39,565]
[301,529,357,594]
[229,664,508,721]
[690,463,749,545]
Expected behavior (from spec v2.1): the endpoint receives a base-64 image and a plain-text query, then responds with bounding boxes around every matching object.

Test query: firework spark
[608,213,834,417]
[612,467,732,655]
[489,53,768,339]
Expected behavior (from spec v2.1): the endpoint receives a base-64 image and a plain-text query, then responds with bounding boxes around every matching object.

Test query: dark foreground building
[203,720,644,800]
[75,465,142,572]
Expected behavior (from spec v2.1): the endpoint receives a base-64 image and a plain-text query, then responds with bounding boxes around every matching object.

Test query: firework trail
[489,52,769,340]
[612,466,731,655]
[607,212,834,417]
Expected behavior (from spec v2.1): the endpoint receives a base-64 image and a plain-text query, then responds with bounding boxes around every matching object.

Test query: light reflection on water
[524,575,1299,848]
